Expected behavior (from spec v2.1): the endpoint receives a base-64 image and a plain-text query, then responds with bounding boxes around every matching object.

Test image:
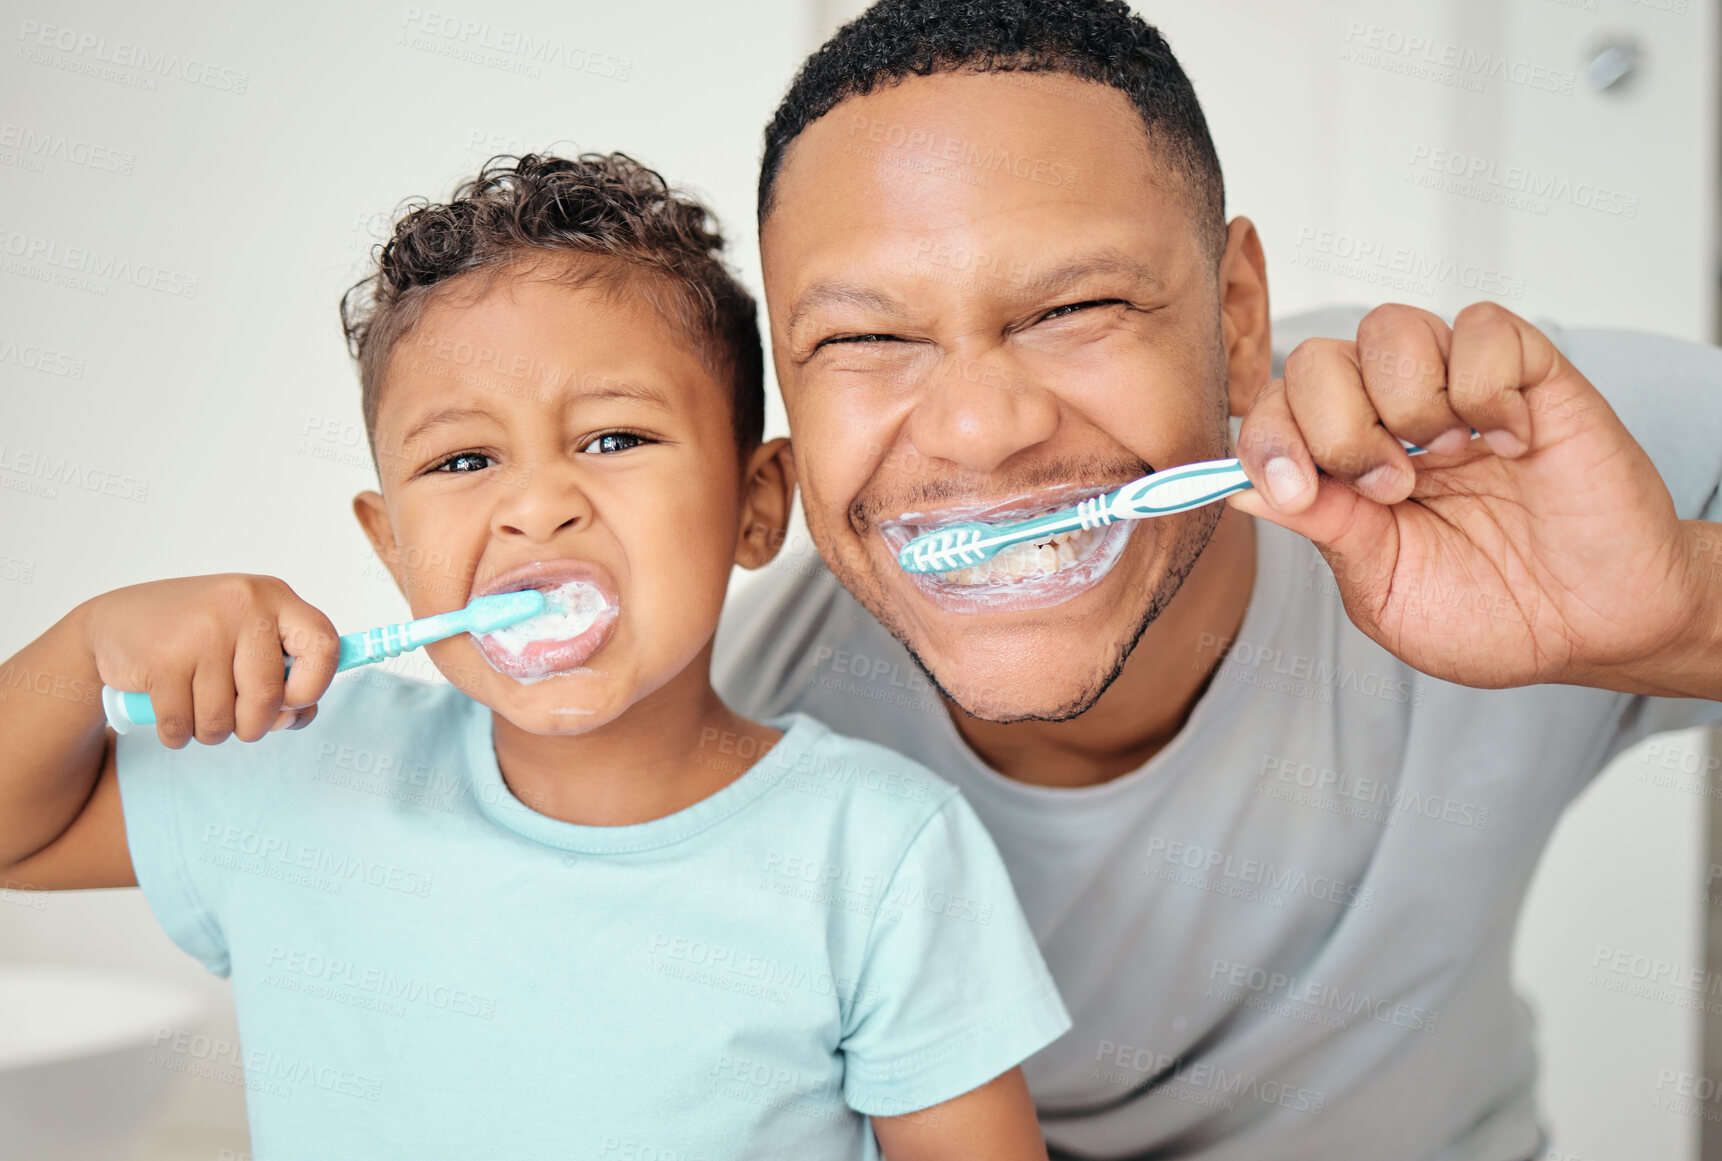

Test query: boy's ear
[734,438,795,570]
[352,491,407,594]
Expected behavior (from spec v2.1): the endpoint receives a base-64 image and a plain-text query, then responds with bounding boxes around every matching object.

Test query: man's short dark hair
[759,0,1226,261]
[342,152,765,456]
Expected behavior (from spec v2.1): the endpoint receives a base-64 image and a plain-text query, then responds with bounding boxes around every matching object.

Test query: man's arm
[1622,523,1722,700]
[872,1067,1047,1161]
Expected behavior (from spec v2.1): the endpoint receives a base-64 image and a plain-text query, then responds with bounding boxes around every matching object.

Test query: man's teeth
[936,526,1106,586]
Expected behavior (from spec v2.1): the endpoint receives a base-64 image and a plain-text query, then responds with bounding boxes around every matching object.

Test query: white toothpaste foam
[484,580,610,655]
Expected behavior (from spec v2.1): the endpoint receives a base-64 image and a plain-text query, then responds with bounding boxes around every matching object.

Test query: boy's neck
[488,645,780,827]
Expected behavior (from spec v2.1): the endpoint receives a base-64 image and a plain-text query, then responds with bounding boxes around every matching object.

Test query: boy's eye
[581,431,650,455]
[433,451,494,473]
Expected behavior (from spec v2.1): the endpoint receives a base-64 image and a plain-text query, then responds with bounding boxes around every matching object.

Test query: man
[714,1,1722,1158]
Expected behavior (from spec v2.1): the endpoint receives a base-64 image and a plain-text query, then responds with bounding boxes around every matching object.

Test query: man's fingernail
[1426,427,1471,456]
[1358,463,1404,498]
[1482,429,1526,457]
[269,708,295,732]
[1264,457,1308,507]
[288,709,315,730]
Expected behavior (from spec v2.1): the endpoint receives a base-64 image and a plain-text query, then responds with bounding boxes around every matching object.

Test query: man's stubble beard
[880,499,1224,723]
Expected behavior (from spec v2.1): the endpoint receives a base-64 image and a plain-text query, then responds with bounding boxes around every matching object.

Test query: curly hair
[759,0,1225,260]
[341,152,764,456]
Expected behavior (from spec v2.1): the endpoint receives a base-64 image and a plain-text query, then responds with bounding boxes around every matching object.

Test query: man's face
[762,71,1233,722]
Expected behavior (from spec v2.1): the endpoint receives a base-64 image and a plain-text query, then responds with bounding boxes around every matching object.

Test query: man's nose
[904,352,1059,474]
[489,459,594,542]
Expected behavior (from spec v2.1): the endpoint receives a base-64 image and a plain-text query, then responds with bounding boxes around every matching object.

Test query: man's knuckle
[1283,342,1325,380]
[1454,300,1510,330]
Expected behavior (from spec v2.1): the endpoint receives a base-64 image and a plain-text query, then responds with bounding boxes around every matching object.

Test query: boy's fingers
[190,656,238,746]
[279,600,341,710]
[234,612,288,742]
[149,671,196,750]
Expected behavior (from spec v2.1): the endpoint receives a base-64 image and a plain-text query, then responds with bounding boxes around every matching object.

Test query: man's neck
[946,509,1257,788]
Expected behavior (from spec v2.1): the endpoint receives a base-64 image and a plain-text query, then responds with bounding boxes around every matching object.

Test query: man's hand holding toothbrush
[1228,301,1722,701]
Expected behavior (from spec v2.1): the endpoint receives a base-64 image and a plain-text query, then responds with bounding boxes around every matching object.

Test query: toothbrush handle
[101,614,466,734]
[1107,432,1463,520]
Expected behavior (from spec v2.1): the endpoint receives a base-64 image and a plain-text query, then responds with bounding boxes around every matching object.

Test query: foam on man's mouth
[934,524,1114,586]
[885,493,1121,588]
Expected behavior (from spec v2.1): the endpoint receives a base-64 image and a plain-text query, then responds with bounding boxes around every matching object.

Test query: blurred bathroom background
[0,0,1716,1157]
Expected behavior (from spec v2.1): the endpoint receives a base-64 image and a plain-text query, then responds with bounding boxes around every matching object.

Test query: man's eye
[580,431,649,455]
[433,451,493,473]
[1040,299,1126,322]
[820,333,900,349]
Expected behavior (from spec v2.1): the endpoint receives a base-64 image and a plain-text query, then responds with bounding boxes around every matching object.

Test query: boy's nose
[489,461,594,542]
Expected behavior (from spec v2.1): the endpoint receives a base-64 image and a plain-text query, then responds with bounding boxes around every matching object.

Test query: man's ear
[1218,216,1273,417]
[352,490,407,596]
[734,438,795,570]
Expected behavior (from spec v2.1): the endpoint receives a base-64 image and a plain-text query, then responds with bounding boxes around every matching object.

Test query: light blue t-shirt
[115,670,1071,1161]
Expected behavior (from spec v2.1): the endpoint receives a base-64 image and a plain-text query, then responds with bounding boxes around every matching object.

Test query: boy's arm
[3,738,135,889]
[1,576,339,889]
[0,602,131,886]
[872,1067,1046,1161]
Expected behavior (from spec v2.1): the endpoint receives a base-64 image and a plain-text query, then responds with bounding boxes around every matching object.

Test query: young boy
[0,153,1070,1159]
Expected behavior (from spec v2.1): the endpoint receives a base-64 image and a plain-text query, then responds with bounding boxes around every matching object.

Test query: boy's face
[353,270,787,735]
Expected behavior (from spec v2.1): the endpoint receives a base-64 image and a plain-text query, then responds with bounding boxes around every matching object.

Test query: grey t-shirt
[713,314,1722,1161]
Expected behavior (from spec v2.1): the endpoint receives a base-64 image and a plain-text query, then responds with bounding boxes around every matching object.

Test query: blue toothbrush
[100,589,547,734]
[897,432,1475,574]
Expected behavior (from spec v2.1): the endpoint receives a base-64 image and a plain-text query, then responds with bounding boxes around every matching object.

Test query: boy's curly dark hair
[341,152,764,454]
[759,0,1224,261]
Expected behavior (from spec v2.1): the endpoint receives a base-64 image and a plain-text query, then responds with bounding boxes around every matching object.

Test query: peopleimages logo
[1291,226,1525,301]
[0,122,136,175]
[1196,631,1424,708]
[1141,835,1375,911]
[1406,145,1640,219]
[0,227,199,299]
[15,19,250,93]
[1340,22,1577,95]
[1206,957,1440,1034]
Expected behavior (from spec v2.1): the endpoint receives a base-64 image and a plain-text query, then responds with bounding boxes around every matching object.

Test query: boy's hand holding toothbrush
[91,579,548,741]
[0,573,340,877]
[83,574,344,747]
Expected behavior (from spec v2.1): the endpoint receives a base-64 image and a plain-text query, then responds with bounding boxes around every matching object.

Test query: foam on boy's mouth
[487,581,608,649]
[475,579,618,683]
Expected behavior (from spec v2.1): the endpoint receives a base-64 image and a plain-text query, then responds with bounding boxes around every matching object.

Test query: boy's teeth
[935,526,1104,586]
